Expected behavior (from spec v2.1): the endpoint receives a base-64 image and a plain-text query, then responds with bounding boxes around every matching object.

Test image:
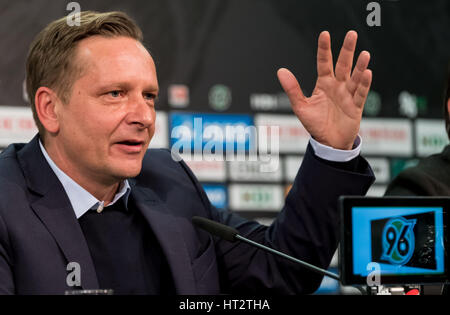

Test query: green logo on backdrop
[209,84,232,111]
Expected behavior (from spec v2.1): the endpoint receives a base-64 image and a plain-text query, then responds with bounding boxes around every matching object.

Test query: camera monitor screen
[339,197,449,286]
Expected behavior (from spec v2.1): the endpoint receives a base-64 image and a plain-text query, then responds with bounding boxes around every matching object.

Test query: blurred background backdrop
[0,0,449,294]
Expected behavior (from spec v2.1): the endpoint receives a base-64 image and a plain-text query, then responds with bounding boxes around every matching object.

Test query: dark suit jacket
[385,145,450,196]
[0,135,374,295]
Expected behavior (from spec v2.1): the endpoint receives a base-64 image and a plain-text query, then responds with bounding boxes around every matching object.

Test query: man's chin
[110,164,142,180]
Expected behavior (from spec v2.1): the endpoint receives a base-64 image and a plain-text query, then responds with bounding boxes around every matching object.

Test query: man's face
[51,36,158,185]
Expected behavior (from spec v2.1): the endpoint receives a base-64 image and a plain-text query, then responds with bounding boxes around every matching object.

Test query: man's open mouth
[114,140,145,153]
[117,140,143,146]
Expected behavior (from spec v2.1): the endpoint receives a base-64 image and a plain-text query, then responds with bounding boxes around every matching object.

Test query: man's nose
[126,95,154,129]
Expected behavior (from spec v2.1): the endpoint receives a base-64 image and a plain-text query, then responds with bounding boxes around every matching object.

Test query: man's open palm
[278,31,372,150]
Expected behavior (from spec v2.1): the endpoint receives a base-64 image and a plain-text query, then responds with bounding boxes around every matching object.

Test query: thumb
[277,68,306,107]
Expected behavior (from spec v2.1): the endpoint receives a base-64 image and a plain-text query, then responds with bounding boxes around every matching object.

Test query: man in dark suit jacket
[0,11,374,294]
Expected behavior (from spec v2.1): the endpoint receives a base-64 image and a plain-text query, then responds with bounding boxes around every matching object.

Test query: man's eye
[109,91,121,97]
[144,93,156,100]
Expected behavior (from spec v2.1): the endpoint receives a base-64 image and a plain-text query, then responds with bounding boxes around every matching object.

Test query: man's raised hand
[277,30,372,150]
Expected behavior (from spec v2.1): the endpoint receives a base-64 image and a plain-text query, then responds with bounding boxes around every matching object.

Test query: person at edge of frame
[385,62,450,295]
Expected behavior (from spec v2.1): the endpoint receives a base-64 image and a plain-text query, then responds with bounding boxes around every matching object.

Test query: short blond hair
[26,11,143,135]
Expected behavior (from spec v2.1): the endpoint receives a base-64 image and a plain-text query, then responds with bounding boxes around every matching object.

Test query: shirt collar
[39,139,131,219]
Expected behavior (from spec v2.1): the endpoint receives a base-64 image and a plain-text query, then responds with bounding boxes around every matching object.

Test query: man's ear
[34,87,61,134]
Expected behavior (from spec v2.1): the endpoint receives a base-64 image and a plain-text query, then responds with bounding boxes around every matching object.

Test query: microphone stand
[235,234,340,281]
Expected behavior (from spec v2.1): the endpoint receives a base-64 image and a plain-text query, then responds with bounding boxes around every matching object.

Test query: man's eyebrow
[143,85,159,93]
[95,82,159,92]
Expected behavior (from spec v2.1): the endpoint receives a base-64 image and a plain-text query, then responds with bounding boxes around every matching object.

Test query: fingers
[353,69,372,108]
[316,31,334,78]
[335,30,358,81]
[347,51,371,95]
[277,68,306,106]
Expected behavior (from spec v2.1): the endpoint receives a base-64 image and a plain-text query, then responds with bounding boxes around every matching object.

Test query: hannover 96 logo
[381,217,416,265]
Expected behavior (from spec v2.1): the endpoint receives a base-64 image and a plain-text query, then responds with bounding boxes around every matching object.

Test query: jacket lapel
[130,183,197,294]
[17,136,99,290]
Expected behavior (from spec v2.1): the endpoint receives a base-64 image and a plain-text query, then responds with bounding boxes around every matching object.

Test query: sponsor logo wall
[166,110,443,215]
[1,106,448,209]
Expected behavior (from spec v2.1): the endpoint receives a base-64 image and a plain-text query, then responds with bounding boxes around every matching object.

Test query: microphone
[191,216,340,281]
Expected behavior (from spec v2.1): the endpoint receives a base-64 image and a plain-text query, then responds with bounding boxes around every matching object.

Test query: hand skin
[277,30,372,151]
